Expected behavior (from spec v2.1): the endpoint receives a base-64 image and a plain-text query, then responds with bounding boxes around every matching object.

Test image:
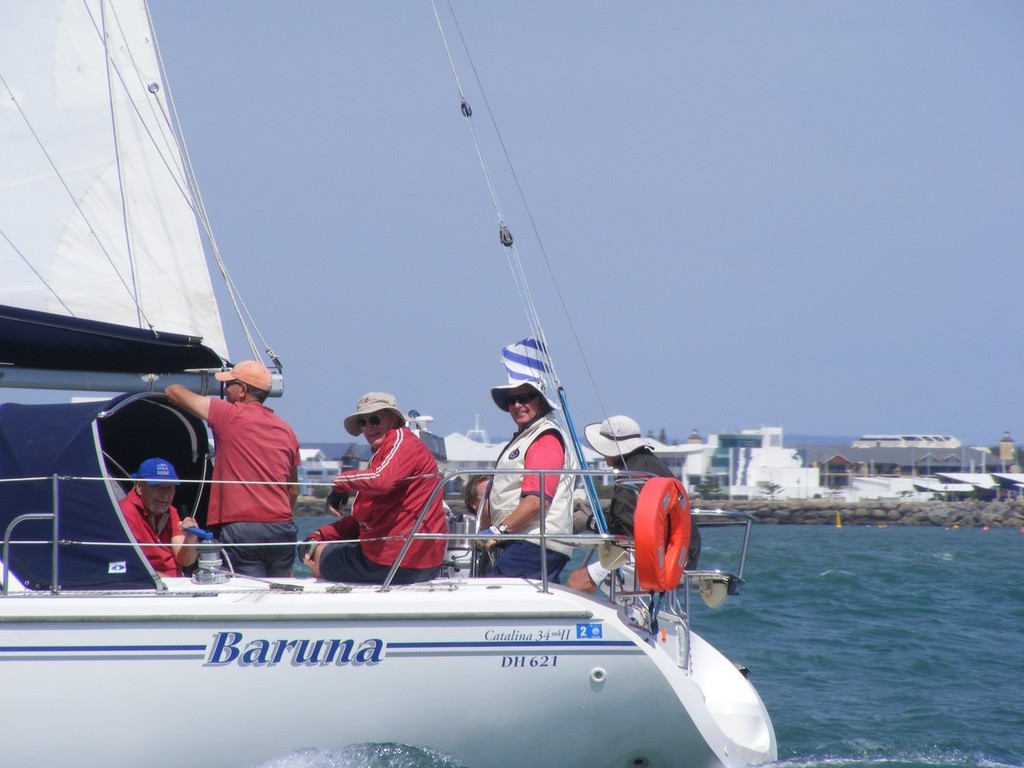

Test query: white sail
[0,0,228,360]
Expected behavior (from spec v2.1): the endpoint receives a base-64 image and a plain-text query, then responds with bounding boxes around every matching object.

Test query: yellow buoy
[836,511,842,528]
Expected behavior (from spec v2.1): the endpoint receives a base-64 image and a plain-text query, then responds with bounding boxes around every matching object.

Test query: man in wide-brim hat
[478,377,573,580]
[566,415,701,594]
[303,392,448,585]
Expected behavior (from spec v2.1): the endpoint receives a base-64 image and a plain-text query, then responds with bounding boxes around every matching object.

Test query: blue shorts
[491,541,569,581]
[319,542,440,585]
[217,521,297,578]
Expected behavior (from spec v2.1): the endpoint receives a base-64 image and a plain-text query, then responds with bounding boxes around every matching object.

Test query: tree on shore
[694,478,723,499]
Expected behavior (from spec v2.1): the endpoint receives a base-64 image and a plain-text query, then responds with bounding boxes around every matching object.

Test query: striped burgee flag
[501,338,552,382]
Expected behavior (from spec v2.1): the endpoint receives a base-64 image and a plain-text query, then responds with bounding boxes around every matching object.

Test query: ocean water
[274,520,1023,768]
[692,525,1024,768]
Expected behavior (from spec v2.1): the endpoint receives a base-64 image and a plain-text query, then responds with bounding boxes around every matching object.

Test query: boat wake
[252,744,467,768]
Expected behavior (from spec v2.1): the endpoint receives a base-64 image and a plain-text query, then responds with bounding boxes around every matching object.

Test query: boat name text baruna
[205,632,385,667]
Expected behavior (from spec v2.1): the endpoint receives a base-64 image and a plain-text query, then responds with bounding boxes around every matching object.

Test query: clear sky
[137,1,1022,447]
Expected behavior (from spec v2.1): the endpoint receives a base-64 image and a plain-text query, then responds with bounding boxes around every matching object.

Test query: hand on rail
[476,526,498,549]
[476,525,508,550]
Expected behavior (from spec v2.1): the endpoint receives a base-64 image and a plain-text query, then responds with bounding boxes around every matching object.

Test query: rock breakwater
[694,499,1024,528]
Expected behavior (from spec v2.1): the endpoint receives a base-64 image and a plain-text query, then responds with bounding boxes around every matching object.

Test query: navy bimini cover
[0,394,212,591]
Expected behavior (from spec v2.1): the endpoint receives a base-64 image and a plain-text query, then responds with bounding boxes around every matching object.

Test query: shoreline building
[294,421,1021,502]
[798,433,1022,501]
[682,427,824,500]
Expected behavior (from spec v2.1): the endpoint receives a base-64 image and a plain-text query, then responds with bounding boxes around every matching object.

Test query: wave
[251,744,467,768]
[771,748,1024,768]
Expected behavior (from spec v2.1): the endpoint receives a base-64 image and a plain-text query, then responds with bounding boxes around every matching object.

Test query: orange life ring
[634,477,691,591]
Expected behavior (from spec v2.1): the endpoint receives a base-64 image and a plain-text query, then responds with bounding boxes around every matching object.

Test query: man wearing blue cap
[119,457,200,578]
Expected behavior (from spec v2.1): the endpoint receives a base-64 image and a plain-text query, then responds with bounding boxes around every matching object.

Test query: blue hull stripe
[388,640,635,649]
[1,639,641,660]
[1,644,206,653]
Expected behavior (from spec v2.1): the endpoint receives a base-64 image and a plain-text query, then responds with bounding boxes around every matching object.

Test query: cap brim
[134,475,181,485]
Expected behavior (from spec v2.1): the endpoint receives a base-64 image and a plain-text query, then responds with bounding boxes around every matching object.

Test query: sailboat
[0,3,777,767]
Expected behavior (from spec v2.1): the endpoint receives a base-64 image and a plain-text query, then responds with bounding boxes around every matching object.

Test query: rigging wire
[106,0,223,342]
[112,0,270,363]
[0,0,272,370]
[0,72,133,320]
[430,0,609,530]
[146,0,275,368]
[99,1,145,332]
[430,2,545,359]
[430,0,609,422]
[0,3,151,322]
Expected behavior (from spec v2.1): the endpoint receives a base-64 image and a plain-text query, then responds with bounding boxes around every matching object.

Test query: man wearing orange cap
[165,360,301,577]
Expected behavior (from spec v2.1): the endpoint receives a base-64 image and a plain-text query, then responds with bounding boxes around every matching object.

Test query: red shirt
[521,432,564,500]
[315,427,446,569]
[206,398,300,526]
[119,488,184,577]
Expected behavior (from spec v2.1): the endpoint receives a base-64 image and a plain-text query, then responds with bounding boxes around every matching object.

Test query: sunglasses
[507,392,539,406]
[224,380,244,389]
[356,414,384,429]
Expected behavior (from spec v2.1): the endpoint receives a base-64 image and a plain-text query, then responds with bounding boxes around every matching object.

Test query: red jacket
[314,427,446,569]
[119,489,184,577]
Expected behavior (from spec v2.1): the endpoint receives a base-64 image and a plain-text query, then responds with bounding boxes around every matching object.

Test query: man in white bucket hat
[566,415,701,593]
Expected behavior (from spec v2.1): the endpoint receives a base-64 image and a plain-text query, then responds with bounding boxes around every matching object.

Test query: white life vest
[489,415,573,557]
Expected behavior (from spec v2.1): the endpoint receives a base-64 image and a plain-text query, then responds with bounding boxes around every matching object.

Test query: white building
[296,448,339,496]
[681,427,825,499]
[852,434,961,449]
[299,422,1020,503]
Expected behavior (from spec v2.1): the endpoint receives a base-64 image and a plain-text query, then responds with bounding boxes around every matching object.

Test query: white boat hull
[0,577,775,768]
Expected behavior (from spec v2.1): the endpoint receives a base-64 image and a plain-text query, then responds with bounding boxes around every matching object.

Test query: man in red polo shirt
[119,457,200,578]
[166,360,300,577]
